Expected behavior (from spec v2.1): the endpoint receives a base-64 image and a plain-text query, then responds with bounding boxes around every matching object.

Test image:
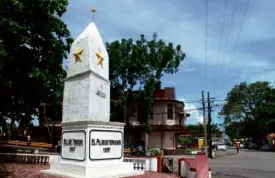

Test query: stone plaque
[61,130,86,161]
[89,130,122,160]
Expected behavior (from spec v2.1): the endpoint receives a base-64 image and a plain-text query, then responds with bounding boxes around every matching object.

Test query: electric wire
[217,0,238,88]
[213,0,228,81]
[225,0,250,76]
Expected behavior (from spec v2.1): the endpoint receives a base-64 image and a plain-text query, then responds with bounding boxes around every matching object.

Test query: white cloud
[243,69,275,83]
[62,0,275,102]
[179,98,203,125]
[63,0,274,73]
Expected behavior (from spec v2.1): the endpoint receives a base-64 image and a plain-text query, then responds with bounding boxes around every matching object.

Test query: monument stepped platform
[5,164,180,178]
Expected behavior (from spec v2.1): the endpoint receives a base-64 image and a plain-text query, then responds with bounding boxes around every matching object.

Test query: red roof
[112,87,176,100]
[153,89,166,98]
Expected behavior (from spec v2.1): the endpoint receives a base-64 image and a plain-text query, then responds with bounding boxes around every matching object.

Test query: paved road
[210,149,275,178]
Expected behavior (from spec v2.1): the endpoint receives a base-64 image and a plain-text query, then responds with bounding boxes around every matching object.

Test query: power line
[225,0,250,75]
[153,108,203,115]
[203,0,208,90]
[183,100,201,103]
[217,0,238,83]
[213,0,228,81]
[185,108,203,112]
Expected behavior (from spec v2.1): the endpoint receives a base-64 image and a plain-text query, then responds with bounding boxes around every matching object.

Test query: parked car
[261,144,271,151]
[217,143,226,151]
[248,143,259,149]
[240,143,244,149]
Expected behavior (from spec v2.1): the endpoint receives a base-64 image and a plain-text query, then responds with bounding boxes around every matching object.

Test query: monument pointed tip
[74,22,99,42]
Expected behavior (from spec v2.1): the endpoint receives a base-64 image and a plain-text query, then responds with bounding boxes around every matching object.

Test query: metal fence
[123,157,147,171]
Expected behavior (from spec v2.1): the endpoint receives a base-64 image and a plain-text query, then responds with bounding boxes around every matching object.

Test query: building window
[167,104,173,119]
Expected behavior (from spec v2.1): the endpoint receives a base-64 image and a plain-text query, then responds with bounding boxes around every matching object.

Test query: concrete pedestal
[41,121,144,178]
[41,161,143,178]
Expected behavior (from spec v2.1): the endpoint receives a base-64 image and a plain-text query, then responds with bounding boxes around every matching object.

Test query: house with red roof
[123,87,190,155]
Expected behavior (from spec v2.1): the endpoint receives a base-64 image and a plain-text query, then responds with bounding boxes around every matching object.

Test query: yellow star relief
[96,48,104,67]
[73,48,84,63]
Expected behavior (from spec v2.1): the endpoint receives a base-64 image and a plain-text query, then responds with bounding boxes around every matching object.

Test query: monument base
[41,121,144,178]
[41,160,144,178]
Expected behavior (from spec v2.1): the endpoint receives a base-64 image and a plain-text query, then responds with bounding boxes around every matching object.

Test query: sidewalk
[5,164,180,178]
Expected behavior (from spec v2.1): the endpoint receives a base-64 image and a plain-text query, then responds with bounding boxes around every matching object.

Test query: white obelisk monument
[41,9,144,178]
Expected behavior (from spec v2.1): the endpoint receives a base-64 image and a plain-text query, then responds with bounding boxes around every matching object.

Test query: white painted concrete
[63,22,110,123]
[41,22,143,178]
[150,157,158,172]
[67,23,109,81]
[179,161,188,177]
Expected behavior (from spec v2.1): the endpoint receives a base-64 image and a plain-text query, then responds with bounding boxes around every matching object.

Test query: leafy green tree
[0,0,72,133]
[219,81,275,142]
[177,136,193,149]
[224,122,244,141]
[186,124,204,132]
[186,123,222,137]
[107,33,185,125]
[107,33,185,149]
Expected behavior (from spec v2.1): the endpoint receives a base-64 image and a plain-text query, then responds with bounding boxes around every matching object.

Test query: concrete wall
[163,132,174,149]
[148,132,161,149]
[148,131,175,150]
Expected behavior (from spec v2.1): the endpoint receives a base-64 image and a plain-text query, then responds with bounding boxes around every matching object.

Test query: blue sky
[61,0,275,125]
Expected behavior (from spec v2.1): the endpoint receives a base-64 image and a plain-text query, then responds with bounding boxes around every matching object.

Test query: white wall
[166,118,176,125]
[163,132,175,149]
[148,132,161,149]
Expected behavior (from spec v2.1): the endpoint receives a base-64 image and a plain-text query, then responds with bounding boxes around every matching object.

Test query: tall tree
[219,81,275,142]
[108,33,185,123]
[224,122,244,141]
[0,0,72,132]
[107,33,185,148]
[186,123,222,138]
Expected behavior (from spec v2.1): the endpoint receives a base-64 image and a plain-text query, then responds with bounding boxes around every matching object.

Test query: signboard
[89,130,122,160]
[61,130,86,161]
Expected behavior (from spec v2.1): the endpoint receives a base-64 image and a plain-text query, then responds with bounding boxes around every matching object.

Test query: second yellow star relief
[96,49,104,68]
[74,48,84,63]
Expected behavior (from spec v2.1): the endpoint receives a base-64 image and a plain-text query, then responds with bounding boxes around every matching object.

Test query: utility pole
[207,92,213,159]
[201,91,207,153]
